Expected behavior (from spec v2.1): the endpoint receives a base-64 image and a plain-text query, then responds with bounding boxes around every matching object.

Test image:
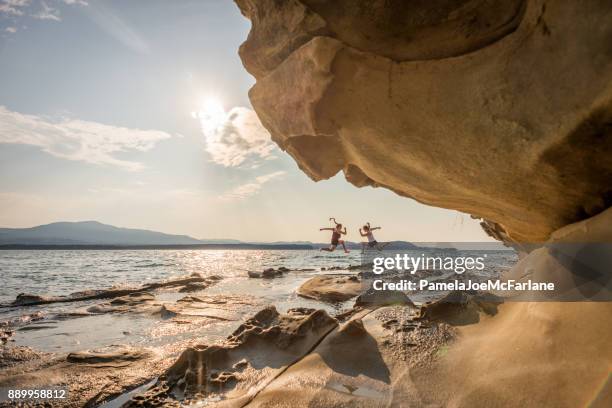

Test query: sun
[193,96,226,135]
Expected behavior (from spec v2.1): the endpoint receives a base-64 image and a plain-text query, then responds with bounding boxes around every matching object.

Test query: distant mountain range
[0,221,244,247]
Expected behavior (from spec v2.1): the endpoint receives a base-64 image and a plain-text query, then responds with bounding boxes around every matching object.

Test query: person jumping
[320,217,349,253]
[359,222,389,253]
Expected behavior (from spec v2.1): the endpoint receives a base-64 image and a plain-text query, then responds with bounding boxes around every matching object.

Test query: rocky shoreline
[0,264,490,407]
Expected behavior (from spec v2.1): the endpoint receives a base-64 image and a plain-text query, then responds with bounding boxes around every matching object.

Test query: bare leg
[340,240,350,253]
[361,242,366,254]
[320,245,336,252]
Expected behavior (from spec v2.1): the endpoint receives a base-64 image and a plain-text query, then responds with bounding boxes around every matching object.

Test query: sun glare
[194,96,226,135]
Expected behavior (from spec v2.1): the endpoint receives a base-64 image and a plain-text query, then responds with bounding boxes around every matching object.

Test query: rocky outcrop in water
[9,273,218,307]
[247,267,287,278]
[297,275,362,302]
[235,0,612,243]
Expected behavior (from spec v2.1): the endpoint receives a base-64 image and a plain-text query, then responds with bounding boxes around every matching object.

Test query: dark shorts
[367,240,378,247]
[331,240,340,246]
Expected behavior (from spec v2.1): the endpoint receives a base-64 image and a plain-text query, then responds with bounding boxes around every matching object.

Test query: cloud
[1,1,88,30]
[0,106,173,171]
[31,1,59,21]
[0,0,30,16]
[196,106,276,167]
[219,171,286,201]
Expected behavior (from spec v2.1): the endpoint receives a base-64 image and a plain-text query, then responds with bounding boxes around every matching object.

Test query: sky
[0,0,493,243]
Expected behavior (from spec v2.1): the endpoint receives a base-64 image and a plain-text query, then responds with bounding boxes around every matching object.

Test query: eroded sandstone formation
[123,306,338,407]
[236,0,612,243]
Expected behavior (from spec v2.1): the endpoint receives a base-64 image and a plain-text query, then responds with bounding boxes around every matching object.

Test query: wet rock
[12,293,49,306]
[248,267,284,278]
[124,306,338,406]
[159,296,242,321]
[87,292,159,315]
[0,311,45,327]
[9,275,218,307]
[111,292,156,305]
[178,283,209,293]
[322,265,348,271]
[67,346,152,367]
[297,275,362,302]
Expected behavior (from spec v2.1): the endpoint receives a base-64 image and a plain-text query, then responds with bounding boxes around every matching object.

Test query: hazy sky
[0,0,492,242]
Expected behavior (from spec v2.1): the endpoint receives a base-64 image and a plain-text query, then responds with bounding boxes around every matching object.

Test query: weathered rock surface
[0,343,175,408]
[123,306,338,407]
[236,0,612,243]
[247,307,456,407]
[297,275,362,302]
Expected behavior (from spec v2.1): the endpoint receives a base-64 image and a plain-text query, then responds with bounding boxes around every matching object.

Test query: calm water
[0,249,517,353]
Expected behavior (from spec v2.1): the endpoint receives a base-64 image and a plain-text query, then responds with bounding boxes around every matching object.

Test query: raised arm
[359,228,368,237]
[341,227,347,235]
[371,226,382,231]
[320,227,334,231]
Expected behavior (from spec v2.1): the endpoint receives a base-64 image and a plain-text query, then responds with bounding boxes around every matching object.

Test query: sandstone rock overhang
[235,0,612,243]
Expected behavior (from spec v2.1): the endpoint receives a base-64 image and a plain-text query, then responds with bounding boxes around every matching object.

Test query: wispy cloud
[0,0,30,16]
[219,171,286,201]
[31,0,59,21]
[1,0,87,30]
[196,106,276,168]
[0,106,173,171]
